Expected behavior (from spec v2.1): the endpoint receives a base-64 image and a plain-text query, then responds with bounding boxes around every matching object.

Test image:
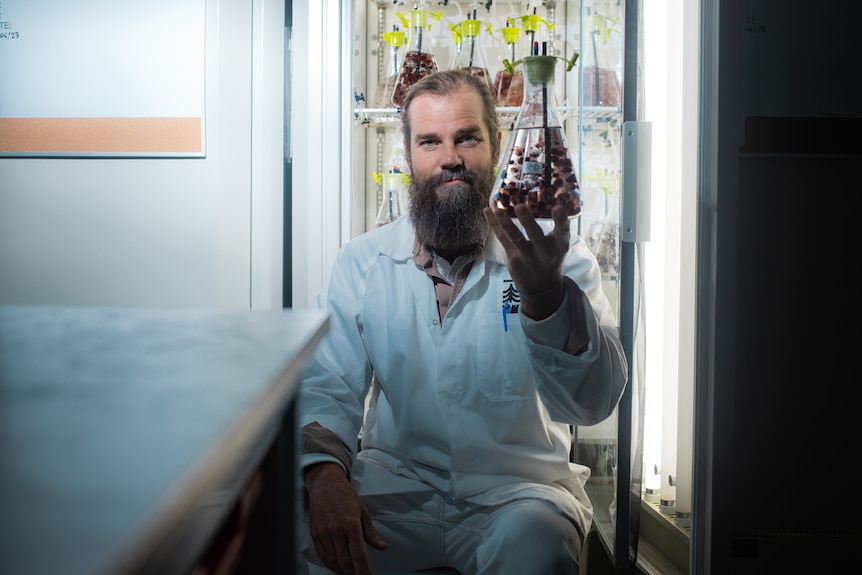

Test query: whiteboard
[0,0,205,157]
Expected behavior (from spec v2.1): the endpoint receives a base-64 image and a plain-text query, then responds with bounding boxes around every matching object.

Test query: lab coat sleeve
[298,245,374,467]
[521,238,628,426]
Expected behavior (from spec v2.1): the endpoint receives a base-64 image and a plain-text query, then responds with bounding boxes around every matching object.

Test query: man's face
[405,87,499,255]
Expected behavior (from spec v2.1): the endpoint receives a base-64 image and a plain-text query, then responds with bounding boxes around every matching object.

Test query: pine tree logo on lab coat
[502,279,520,315]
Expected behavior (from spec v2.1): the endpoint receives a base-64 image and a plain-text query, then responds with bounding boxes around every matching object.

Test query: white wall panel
[290,0,348,309]
[251,0,286,309]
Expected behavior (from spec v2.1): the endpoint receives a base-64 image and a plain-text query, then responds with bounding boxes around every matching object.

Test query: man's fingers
[485,206,529,250]
[362,509,389,550]
[335,543,360,575]
[551,205,571,241]
[511,203,543,244]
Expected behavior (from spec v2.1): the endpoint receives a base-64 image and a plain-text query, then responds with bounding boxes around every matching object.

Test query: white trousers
[300,473,582,575]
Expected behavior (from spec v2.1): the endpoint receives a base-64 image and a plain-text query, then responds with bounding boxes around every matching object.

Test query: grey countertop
[0,305,328,575]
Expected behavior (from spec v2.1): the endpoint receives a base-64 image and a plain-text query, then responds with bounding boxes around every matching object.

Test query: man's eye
[461,135,479,144]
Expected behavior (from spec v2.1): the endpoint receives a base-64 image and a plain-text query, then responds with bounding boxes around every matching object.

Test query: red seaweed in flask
[391,2,440,108]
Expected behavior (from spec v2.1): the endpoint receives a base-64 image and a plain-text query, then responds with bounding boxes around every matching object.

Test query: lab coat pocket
[476,313,535,402]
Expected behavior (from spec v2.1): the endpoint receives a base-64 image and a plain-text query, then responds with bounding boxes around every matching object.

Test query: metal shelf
[353,106,622,127]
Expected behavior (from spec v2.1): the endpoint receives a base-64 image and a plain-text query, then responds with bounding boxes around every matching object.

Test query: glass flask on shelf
[451,8,493,100]
[392,2,441,109]
[373,25,406,110]
[585,168,621,279]
[503,11,555,108]
[493,19,521,109]
[446,20,462,71]
[374,168,409,227]
[582,7,621,107]
[490,50,582,220]
[503,66,525,107]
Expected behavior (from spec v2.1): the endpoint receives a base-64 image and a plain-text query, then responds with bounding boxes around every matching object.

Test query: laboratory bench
[0,305,328,575]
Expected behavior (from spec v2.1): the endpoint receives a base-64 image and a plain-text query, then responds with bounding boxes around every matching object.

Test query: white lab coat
[299,214,627,535]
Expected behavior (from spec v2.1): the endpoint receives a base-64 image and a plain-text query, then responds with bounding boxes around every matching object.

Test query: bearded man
[298,70,627,575]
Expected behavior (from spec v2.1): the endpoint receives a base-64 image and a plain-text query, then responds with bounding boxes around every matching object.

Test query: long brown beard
[408,165,496,255]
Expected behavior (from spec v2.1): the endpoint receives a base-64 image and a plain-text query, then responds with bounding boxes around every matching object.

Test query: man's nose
[439,142,463,170]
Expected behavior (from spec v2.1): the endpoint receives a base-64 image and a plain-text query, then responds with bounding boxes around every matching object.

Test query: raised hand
[484,203,570,319]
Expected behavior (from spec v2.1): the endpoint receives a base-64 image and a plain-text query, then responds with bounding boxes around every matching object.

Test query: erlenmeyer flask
[392,2,440,108]
[585,168,621,278]
[503,11,554,108]
[374,169,409,226]
[493,20,521,108]
[490,52,582,220]
[503,67,524,107]
[446,20,462,71]
[582,8,621,107]
[373,25,406,109]
[452,8,493,98]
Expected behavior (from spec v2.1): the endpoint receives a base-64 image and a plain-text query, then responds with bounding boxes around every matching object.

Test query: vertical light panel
[642,0,668,505]
[673,0,701,528]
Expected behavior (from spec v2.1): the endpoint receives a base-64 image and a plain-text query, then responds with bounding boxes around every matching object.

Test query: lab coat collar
[375,215,418,263]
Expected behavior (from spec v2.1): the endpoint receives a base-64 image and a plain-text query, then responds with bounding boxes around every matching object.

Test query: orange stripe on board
[0,117,202,153]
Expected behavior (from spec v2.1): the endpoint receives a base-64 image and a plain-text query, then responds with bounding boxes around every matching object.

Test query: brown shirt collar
[412,235,482,323]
